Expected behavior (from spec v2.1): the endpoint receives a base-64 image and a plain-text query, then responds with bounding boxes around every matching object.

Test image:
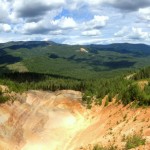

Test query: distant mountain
[0,41,58,50]
[0,41,150,79]
[88,43,150,56]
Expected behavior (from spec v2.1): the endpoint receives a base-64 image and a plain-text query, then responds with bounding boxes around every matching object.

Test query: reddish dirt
[0,89,149,150]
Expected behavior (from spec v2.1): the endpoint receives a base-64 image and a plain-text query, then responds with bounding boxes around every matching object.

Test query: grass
[93,133,146,150]
[7,62,28,72]
[0,89,9,103]
[125,134,146,149]
[93,145,117,150]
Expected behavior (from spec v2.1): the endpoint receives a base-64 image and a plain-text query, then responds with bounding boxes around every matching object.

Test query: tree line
[0,69,150,107]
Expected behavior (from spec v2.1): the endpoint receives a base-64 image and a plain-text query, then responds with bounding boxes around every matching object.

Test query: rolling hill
[0,41,150,79]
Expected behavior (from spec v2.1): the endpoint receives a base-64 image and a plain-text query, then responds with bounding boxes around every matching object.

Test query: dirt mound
[0,90,149,150]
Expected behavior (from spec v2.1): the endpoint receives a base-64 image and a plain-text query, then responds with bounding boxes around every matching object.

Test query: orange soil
[0,90,149,150]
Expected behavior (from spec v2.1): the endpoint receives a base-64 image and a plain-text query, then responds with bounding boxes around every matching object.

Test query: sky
[0,0,150,45]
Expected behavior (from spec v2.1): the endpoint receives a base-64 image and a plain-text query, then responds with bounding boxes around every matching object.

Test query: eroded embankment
[0,89,150,150]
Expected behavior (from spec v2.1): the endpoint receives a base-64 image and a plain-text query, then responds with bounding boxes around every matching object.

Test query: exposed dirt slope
[137,80,149,90]
[0,89,149,150]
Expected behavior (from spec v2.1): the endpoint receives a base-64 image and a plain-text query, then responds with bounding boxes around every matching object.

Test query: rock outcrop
[80,48,88,53]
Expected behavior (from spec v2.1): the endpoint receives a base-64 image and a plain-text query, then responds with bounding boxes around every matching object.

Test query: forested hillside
[0,41,150,79]
[0,41,150,106]
[133,66,150,80]
[0,67,150,107]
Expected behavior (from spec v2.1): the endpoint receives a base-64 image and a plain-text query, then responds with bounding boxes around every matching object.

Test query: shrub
[104,97,109,107]
[125,134,146,149]
[0,89,8,103]
[93,145,104,150]
[93,145,117,150]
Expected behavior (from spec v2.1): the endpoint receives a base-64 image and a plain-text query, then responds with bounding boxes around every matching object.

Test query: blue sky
[0,0,150,44]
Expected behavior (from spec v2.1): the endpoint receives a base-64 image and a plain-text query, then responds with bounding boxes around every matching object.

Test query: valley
[1,42,150,79]
[0,41,150,150]
[1,0,150,149]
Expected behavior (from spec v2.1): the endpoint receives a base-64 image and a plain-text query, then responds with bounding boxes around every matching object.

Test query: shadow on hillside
[103,60,136,69]
[0,55,21,64]
[1,72,46,82]
[0,48,22,65]
[0,66,12,74]
[1,72,81,83]
[0,50,22,75]
[88,44,150,57]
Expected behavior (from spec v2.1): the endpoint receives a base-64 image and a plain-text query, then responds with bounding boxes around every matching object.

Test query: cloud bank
[0,0,150,44]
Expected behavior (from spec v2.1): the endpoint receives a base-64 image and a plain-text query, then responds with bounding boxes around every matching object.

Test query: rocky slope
[0,88,150,150]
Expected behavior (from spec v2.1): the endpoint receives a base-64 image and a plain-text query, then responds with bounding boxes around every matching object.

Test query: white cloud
[0,0,150,44]
[22,21,50,34]
[21,17,77,34]
[128,27,150,40]
[0,1,10,23]
[65,0,86,10]
[0,24,11,32]
[82,29,101,36]
[21,15,109,35]
[114,26,150,42]
[114,26,128,37]
[51,17,77,29]
[50,30,63,35]
[83,15,109,30]
[139,7,150,21]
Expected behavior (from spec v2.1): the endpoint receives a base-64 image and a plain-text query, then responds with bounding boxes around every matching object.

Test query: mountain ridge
[1,40,150,46]
[0,41,150,79]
